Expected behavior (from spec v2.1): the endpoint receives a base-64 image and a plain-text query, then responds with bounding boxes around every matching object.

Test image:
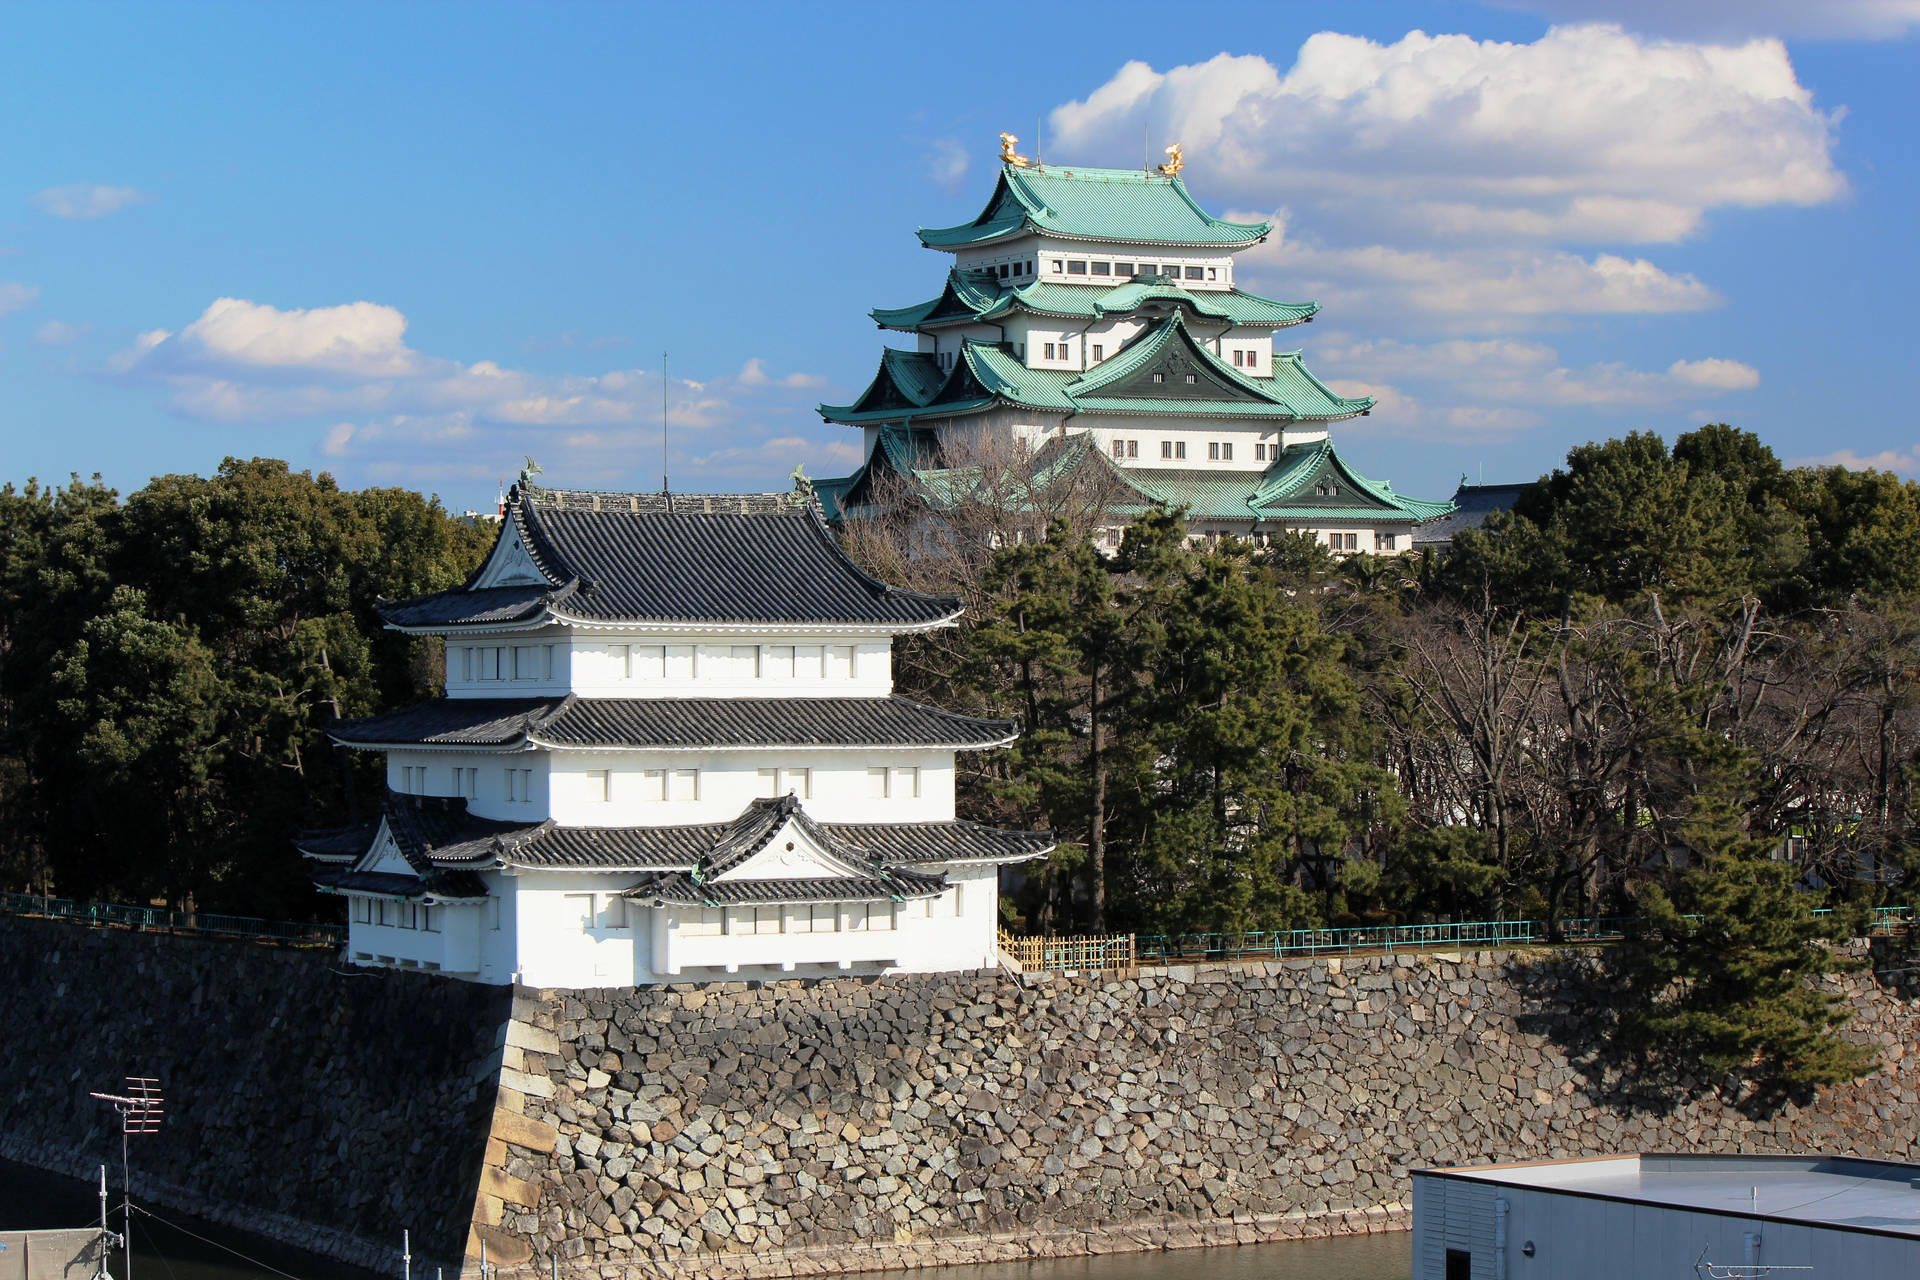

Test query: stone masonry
[4,913,1918,1280]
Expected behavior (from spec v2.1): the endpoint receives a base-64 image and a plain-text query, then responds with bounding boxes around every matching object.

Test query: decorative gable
[712,816,860,882]
[1258,450,1402,514]
[1086,322,1276,405]
[473,518,549,588]
[357,823,418,878]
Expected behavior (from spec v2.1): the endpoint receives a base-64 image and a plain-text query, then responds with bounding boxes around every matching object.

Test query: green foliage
[1614,780,1875,1094]
[0,459,490,912]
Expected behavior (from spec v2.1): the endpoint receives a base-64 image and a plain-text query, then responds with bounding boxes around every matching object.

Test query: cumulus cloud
[0,282,40,315]
[32,183,155,219]
[1485,1,1920,40]
[1311,333,1759,438]
[1049,27,1844,247]
[110,296,848,494]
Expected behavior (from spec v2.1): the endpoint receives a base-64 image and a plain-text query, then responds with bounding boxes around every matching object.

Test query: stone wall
[0,916,507,1275]
[7,914,1919,1280]
[477,951,1920,1279]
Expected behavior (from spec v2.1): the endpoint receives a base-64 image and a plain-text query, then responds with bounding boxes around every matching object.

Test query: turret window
[1184,266,1204,280]
[1091,344,1104,362]
[1051,259,1064,274]
[1090,261,1111,276]
[1161,441,1187,460]
[1115,262,1135,276]
[505,768,533,802]
[1067,260,1088,275]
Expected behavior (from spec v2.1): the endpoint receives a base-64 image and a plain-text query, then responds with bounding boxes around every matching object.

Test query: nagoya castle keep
[301,484,1051,986]
[815,137,1454,548]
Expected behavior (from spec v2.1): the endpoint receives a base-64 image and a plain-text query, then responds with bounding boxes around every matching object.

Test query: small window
[639,768,666,801]
[1175,441,1186,459]
[828,644,857,678]
[1184,373,1197,384]
[893,766,921,798]
[1161,441,1174,459]
[1115,262,1134,275]
[585,769,610,802]
[1112,439,1126,459]
[1126,440,1138,458]
[608,643,629,675]
[1445,1250,1472,1280]
[665,644,695,678]
[766,645,795,679]
[1044,343,1056,359]
[1206,267,1218,280]
[1051,259,1064,274]
[1066,260,1087,275]
[997,264,1009,278]
[795,645,824,679]
[867,767,890,799]
[1091,344,1104,362]
[1375,532,1396,552]
[1151,372,1165,383]
[1090,261,1110,276]
[600,896,627,930]
[731,644,760,678]
[756,767,779,799]
[670,768,699,801]
[1254,443,1267,461]
[1161,264,1178,276]
[1208,442,1220,461]
[681,907,722,937]
[1231,350,1243,367]
[1184,266,1204,280]
[632,644,665,679]
[778,767,811,799]
[1221,442,1233,461]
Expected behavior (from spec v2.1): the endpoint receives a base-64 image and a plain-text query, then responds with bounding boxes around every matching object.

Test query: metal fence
[1120,905,1915,966]
[0,890,346,947]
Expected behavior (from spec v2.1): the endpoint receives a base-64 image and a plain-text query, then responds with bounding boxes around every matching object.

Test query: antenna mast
[661,351,670,495]
[90,1077,163,1280]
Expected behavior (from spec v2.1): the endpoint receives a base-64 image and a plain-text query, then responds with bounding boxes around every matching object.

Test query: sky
[1,0,1916,512]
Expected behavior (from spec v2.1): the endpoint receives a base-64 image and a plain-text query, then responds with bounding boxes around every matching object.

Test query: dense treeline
[874,424,1920,1091]
[0,459,492,914]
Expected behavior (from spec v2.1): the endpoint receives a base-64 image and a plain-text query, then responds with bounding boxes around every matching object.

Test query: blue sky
[1,0,1915,511]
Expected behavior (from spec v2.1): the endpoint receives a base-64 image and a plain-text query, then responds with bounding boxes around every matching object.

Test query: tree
[1615,773,1875,1095]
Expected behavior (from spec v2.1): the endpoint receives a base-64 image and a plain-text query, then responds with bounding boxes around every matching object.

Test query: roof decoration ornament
[788,463,815,506]
[998,132,1030,169]
[1158,143,1185,177]
[519,456,544,490]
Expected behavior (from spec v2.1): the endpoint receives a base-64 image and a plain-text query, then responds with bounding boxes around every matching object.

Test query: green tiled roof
[821,313,1373,426]
[872,269,1316,332]
[918,164,1273,249]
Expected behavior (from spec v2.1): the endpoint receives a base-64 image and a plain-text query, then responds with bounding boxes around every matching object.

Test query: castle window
[1209,442,1220,461]
[731,644,761,678]
[1091,261,1111,276]
[454,767,477,798]
[1112,439,1126,459]
[1091,344,1104,362]
[585,770,610,802]
[1151,372,1165,383]
[1206,268,1218,280]
[867,767,890,799]
[827,644,857,678]
[600,897,627,930]
[1184,266,1204,280]
[1067,260,1087,275]
[1254,443,1267,461]
[669,769,700,802]
[640,769,666,801]
[681,908,722,937]
[1126,439,1138,458]
[791,902,838,934]
[765,646,796,679]
[1376,532,1396,552]
[997,264,1009,278]
[1051,259,1064,273]
[505,768,533,803]
[779,767,811,799]
[893,767,921,798]
[665,644,695,678]
[1161,441,1173,459]
[1115,262,1135,276]
[1044,343,1056,359]
[1184,373,1197,384]
[1221,442,1233,461]
[795,645,824,679]
[631,644,666,679]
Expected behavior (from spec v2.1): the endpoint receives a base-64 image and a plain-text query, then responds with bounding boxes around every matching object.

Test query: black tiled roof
[1412,482,1529,548]
[625,869,947,907]
[533,697,1017,750]
[330,695,1017,751]
[827,820,1054,865]
[375,485,961,630]
[312,867,490,901]
[464,824,709,870]
[328,697,566,747]
[293,820,377,863]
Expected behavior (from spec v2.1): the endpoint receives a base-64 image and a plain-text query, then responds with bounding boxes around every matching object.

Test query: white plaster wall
[386,749,548,821]
[1033,241,1234,290]
[445,625,575,698]
[509,871,662,987]
[565,637,893,699]
[546,748,957,825]
[345,899,483,975]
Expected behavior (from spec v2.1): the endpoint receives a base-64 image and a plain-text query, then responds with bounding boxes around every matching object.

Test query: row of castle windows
[353,899,438,931]
[395,764,921,804]
[1051,259,1219,283]
[1108,439,1281,463]
[607,643,859,682]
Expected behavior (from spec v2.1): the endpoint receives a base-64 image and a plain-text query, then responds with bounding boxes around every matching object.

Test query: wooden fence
[998,930,1137,973]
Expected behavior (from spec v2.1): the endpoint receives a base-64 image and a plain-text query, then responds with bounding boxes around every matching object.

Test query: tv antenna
[1694,1246,1814,1278]
[662,350,671,496]
[89,1077,163,1280]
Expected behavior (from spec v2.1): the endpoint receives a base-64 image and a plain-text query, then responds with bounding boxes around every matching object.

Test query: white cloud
[32,319,86,345]
[32,183,155,219]
[1049,27,1844,247]
[110,296,850,494]
[1247,232,1719,320]
[0,282,40,315]
[1485,1,1920,40]
[1667,357,1761,390]
[926,138,970,194]
[1795,447,1920,475]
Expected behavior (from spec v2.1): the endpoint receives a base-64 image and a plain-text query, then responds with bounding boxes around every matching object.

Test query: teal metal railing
[1133,906,1914,965]
[0,891,345,947]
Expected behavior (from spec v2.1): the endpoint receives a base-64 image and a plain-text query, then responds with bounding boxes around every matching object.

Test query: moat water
[0,1157,1408,1280]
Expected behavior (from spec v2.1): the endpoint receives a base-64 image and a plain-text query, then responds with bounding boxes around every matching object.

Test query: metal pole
[97,1165,112,1280]
[403,1229,411,1280]
[121,1121,132,1280]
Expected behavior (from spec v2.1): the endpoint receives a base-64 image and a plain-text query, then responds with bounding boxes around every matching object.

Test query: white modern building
[814,139,1454,548]
[1413,1153,1920,1279]
[300,483,1051,987]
